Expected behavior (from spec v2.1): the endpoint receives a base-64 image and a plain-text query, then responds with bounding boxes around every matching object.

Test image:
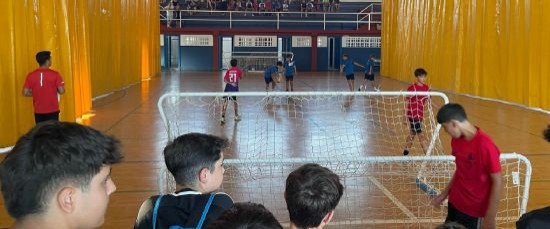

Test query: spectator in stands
[300,0,307,17]
[272,0,282,12]
[0,122,123,229]
[206,202,283,229]
[514,125,550,229]
[245,0,253,15]
[134,133,233,229]
[285,164,344,229]
[282,0,289,14]
[322,0,329,12]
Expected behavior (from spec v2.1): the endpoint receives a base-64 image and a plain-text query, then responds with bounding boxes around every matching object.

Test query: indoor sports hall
[1,1,549,228]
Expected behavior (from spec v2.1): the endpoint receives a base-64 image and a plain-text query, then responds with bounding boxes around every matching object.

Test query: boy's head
[230,59,238,67]
[544,125,550,142]
[36,50,52,67]
[277,61,283,66]
[435,222,467,229]
[285,164,344,229]
[286,55,292,61]
[437,103,469,138]
[0,122,123,228]
[369,54,375,60]
[342,54,349,60]
[206,202,283,229]
[164,133,229,193]
[414,68,427,84]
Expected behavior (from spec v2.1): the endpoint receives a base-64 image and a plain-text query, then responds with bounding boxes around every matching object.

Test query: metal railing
[160,8,381,30]
[359,3,382,30]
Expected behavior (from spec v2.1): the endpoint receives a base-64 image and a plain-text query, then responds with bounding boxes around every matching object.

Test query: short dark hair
[230,59,238,67]
[277,61,283,66]
[164,133,229,186]
[435,222,467,229]
[414,68,427,77]
[369,54,375,58]
[206,202,283,229]
[0,122,123,219]
[342,54,349,58]
[544,125,550,142]
[35,51,51,66]
[437,103,468,124]
[285,164,344,228]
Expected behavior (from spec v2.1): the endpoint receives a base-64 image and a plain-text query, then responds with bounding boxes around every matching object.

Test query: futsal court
[2,71,545,228]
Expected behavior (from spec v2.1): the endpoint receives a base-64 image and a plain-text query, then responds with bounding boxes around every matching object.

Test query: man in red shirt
[403,68,431,156]
[431,103,502,229]
[23,51,65,124]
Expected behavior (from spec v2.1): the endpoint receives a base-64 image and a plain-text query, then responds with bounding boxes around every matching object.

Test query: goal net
[156,91,531,228]
[226,52,293,72]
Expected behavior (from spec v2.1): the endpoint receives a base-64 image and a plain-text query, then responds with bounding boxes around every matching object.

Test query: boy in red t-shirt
[431,103,502,229]
[221,59,244,125]
[403,68,431,156]
[23,51,65,124]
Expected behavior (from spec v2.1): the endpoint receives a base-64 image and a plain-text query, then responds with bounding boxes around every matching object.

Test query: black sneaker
[403,150,410,156]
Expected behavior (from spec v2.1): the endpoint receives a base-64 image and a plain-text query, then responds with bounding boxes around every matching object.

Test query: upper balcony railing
[160,5,381,31]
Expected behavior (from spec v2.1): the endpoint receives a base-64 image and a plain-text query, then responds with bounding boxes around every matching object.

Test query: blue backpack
[152,194,215,229]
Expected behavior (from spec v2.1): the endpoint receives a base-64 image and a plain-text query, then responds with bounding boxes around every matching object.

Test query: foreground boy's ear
[321,211,335,226]
[57,187,77,213]
[198,167,209,184]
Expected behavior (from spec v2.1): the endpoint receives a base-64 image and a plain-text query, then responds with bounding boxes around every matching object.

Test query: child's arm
[353,61,365,69]
[293,65,297,76]
[431,173,454,207]
[482,173,502,229]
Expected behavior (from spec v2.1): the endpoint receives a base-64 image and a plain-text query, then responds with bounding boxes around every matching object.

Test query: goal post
[156,91,532,227]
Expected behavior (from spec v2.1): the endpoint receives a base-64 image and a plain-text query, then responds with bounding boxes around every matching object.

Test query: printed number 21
[229,73,237,83]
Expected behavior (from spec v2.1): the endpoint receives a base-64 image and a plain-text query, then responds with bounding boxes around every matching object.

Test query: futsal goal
[227,52,293,72]
[157,91,531,228]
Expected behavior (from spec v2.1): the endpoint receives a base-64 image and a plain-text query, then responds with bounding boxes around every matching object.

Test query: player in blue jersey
[264,61,283,91]
[340,54,364,91]
[284,55,297,92]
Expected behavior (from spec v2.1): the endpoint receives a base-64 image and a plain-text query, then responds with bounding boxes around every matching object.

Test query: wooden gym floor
[0,71,549,228]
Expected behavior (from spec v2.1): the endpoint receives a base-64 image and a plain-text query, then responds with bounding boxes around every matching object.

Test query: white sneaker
[375,87,380,92]
[234,115,241,122]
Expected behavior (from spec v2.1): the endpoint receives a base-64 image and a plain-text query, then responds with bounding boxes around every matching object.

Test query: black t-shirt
[134,189,234,229]
[516,207,550,229]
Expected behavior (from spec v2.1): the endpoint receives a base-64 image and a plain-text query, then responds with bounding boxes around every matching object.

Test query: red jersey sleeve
[481,140,502,174]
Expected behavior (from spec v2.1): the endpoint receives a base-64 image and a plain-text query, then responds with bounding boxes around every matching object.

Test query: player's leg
[289,77,294,91]
[416,121,429,153]
[285,77,289,91]
[403,132,415,155]
[221,97,229,125]
[233,97,240,121]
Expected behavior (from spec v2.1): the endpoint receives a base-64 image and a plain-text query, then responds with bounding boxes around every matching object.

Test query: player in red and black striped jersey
[221,59,244,125]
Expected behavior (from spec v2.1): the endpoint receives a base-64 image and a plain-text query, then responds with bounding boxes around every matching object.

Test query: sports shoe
[403,149,410,156]
[234,115,241,122]
[220,117,226,125]
[375,87,380,92]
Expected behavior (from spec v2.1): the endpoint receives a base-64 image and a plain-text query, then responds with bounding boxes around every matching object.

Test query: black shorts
[265,77,273,84]
[408,118,422,134]
[446,202,482,229]
[34,111,60,124]
[345,74,355,80]
[285,75,294,81]
[365,73,375,81]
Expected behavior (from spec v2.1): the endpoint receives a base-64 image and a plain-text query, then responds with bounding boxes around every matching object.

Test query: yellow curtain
[0,0,160,147]
[382,0,550,110]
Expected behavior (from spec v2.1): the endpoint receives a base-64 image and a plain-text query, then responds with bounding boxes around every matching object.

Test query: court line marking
[367,176,419,221]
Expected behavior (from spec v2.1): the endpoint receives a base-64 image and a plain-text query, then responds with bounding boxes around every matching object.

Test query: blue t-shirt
[264,65,279,79]
[284,61,295,76]
[365,59,374,74]
[343,59,354,75]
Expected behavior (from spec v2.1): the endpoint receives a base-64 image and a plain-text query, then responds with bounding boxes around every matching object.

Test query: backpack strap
[152,195,164,229]
[195,193,216,229]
